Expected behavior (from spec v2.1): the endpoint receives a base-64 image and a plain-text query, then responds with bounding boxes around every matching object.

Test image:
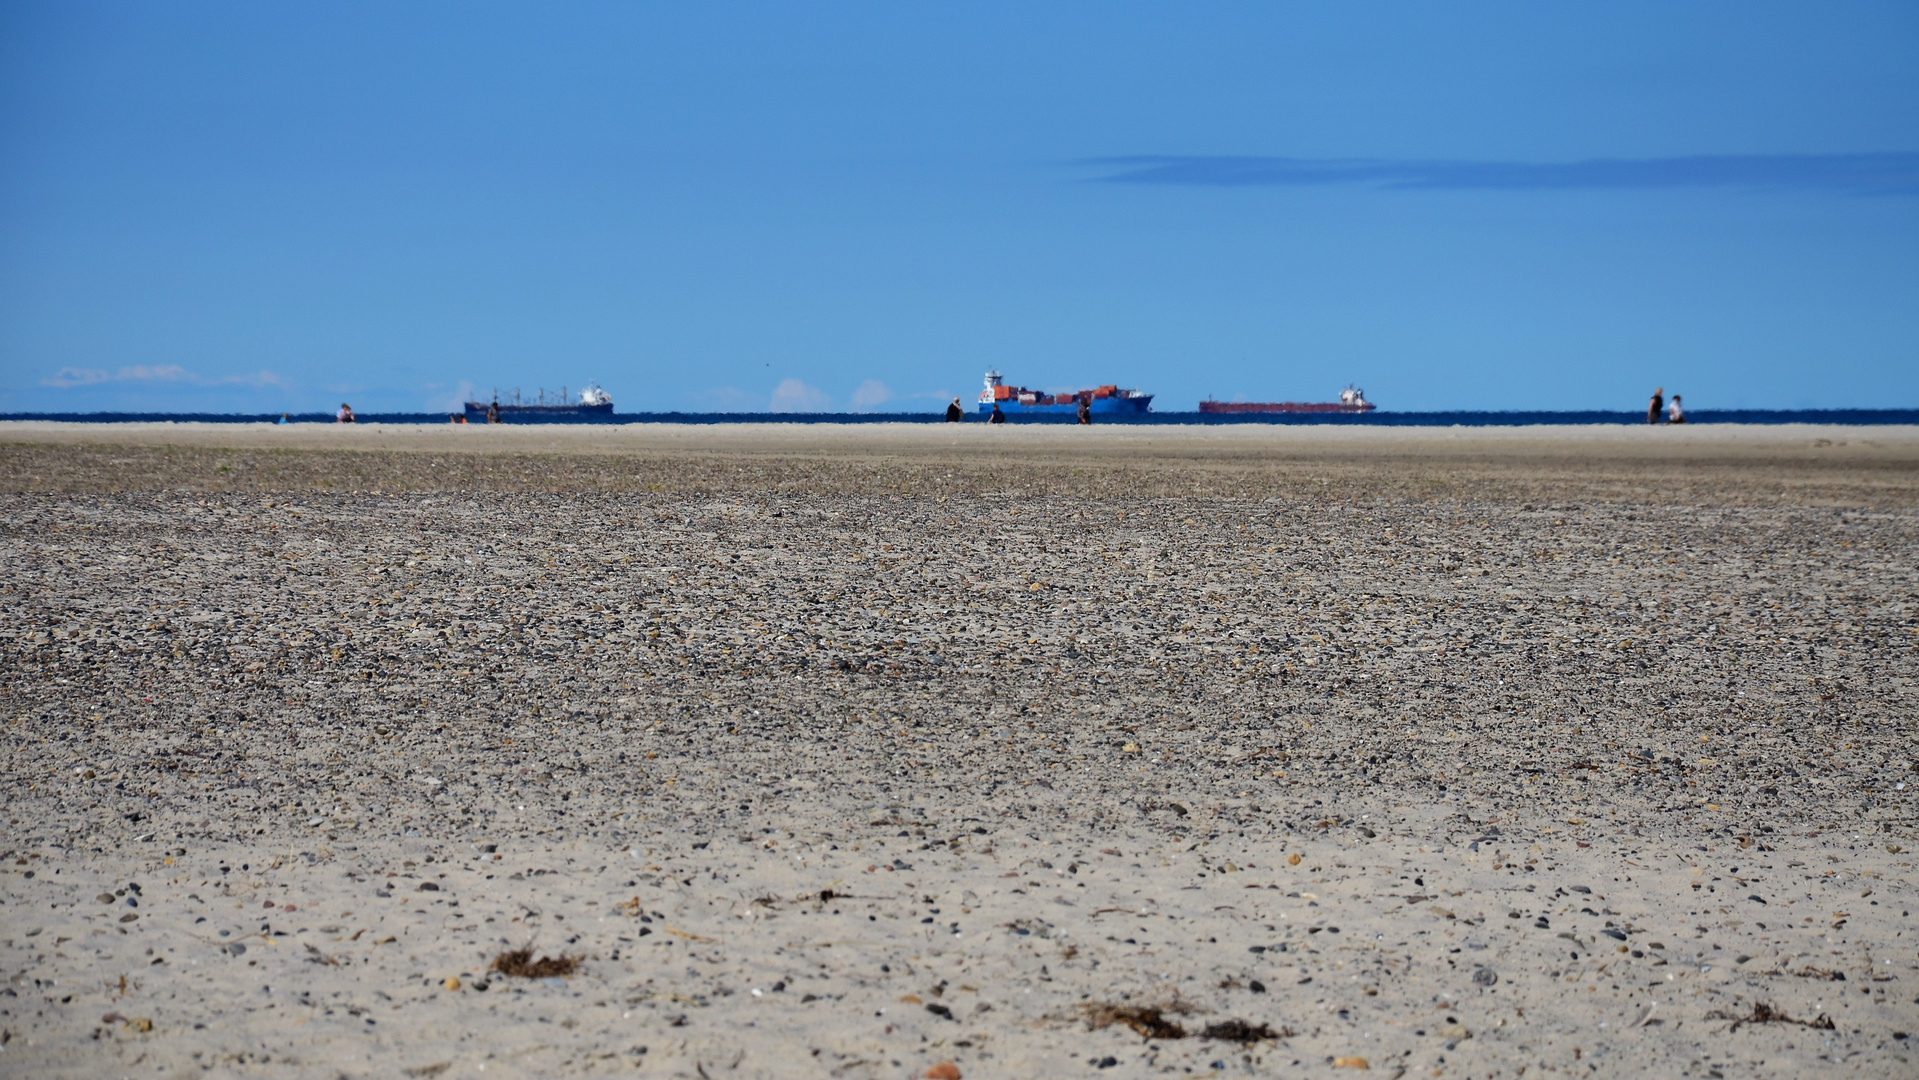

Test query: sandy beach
[3,421,1917,1078]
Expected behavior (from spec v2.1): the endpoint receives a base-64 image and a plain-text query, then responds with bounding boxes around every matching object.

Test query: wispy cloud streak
[40,367,111,388]
[1084,153,1919,195]
[39,364,285,389]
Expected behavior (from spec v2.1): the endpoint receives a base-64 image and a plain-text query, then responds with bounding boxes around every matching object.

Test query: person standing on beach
[946,398,963,422]
[336,403,355,423]
[1077,397,1091,425]
[1668,394,1685,424]
[486,400,500,424]
[1647,388,1664,424]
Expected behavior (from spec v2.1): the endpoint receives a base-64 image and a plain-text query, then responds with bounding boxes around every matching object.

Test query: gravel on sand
[2,423,1917,1078]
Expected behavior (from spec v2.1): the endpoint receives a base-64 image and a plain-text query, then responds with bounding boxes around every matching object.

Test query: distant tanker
[464,383,614,422]
[1199,385,1374,414]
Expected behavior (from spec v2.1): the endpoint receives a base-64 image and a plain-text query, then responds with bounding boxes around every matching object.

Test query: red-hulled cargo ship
[1199,385,1374,414]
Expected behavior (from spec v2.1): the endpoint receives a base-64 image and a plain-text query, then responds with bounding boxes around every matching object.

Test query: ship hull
[1198,401,1374,414]
[463,401,615,422]
[978,395,1153,416]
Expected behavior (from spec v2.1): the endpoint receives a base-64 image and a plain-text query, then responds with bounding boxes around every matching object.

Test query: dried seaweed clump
[1707,1002,1836,1032]
[1199,1019,1288,1042]
[1085,1003,1190,1040]
[490,948,580,979]
[1083,1003,1287,1043]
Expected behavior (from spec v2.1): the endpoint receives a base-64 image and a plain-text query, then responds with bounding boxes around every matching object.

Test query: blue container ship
[977,370,1153,416]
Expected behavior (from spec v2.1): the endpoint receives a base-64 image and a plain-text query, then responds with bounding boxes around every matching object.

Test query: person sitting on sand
[336,403,356,423]
[988,402,1005,424]
[1647,388,1664,425]
[278,412,290,425]
[946,398,963,422]
[1668,394,1685,424]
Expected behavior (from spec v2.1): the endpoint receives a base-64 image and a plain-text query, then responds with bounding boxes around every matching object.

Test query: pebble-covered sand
[3,423,1918,1079]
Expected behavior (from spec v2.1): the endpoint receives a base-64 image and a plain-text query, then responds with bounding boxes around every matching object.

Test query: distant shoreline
[5,407,1919,426]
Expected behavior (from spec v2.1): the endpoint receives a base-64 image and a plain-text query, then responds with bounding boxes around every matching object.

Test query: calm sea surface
[6,409,1917,426]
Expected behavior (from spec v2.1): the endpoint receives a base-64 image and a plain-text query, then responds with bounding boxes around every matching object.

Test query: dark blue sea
[6,409,1917,426]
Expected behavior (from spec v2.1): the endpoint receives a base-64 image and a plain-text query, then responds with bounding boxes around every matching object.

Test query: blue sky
[3,2,1916,413]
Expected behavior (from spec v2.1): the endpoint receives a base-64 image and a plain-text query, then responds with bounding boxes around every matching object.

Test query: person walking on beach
[1077,397,1092,425]
[946,398,963,422]
[1647,388,1664,425]
[1668,394,1685,424]
[336,403,356,423]
[988,402,1005,424]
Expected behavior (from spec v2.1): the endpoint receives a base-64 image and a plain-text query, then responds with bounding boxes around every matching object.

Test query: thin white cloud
[40,367,109,388]
[216,369,284,388]
[425,380,475,412]
[848,379,893,411]
[40,364,286,389]
[696,386,760,412]
[1088,152,1919,195]
[769,378,831,412]
[116,364,189,382]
